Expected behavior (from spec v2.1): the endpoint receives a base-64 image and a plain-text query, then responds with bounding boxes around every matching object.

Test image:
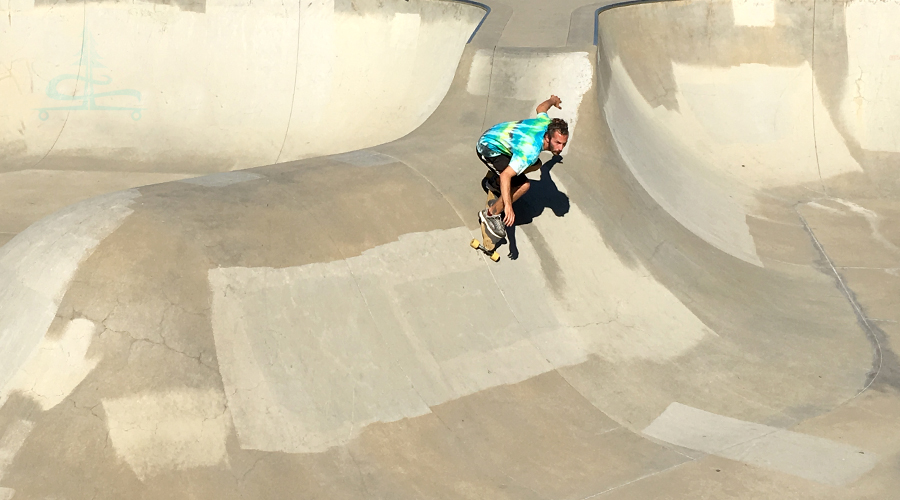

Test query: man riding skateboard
[476,94,568,240]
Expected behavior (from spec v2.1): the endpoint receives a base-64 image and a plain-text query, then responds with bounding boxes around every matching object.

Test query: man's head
[543,118,569,155]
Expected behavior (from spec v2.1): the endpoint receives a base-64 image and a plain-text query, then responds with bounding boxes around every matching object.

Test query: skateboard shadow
[507,155,570,260]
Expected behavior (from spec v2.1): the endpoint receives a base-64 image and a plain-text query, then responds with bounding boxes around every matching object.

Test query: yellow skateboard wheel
[490,252,500,262]
[470,239,480,249]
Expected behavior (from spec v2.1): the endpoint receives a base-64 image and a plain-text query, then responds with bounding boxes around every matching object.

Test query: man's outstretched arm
[536,95,563,114]
[499,167,517,227]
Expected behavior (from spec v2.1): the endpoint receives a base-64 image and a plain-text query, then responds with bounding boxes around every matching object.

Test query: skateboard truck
[470,237,501,262]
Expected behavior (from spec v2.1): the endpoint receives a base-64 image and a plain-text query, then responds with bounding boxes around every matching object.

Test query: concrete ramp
[1,0,899,498]
[0,0,482,245]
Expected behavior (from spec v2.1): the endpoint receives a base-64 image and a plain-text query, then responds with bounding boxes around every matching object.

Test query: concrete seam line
[578,460,693,499]
[479,45,498,133]
[796,206,882,395]
[810,0,827,195]
[33,0,89,169]
[275,0,304,165]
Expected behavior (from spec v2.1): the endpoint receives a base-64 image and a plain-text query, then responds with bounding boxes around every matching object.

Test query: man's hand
[503,206,515,227]
[536,95,563,114]
[499,167,517,227]
[549,95,562,109]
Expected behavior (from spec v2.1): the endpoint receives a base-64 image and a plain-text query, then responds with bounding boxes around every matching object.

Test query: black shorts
[476,149,533,195]
[477,149,512,176]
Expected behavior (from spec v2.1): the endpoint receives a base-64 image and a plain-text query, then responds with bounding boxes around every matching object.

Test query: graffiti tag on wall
[37,30,143,121]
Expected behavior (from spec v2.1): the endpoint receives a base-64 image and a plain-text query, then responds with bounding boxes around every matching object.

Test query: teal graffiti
[37,30,143,121]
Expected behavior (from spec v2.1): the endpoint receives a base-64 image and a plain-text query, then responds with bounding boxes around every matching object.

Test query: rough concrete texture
[1,0,899,498]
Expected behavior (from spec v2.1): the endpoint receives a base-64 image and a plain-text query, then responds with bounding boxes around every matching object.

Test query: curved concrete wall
[0,0,898,497]
[0,0,483,173]
[596,0,900,264]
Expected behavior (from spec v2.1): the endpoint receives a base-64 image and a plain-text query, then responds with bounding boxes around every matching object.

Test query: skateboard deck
[470,183,503,262]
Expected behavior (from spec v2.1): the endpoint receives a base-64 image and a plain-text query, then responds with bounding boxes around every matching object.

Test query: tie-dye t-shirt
[477,112,551,174]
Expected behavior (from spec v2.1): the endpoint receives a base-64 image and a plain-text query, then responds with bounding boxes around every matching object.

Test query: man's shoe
[482,173,500,195]
[479,208,506,240]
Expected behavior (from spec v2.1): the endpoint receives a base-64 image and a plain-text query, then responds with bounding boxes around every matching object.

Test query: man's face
[544,131,568,155]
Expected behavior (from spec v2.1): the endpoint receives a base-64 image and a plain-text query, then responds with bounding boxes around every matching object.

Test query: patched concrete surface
[208,218,713,453]
[0,190,139,400]
[0,0,899,498]
[103,389,230,480]
[5,318,98,411]
[643,402,876,485]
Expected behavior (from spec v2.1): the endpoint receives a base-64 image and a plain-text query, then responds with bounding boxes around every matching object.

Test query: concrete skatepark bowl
[1,0,899,498]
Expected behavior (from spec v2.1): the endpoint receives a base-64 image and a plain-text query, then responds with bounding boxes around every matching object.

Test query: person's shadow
[504,155,570,260]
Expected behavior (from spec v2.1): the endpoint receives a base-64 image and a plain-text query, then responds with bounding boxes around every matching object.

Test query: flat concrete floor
[0,0,899,498]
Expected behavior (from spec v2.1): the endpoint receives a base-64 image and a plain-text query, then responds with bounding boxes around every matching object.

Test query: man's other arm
[536,95,563,114]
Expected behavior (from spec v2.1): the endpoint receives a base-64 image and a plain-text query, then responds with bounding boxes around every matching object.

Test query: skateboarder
[476,94,568,239]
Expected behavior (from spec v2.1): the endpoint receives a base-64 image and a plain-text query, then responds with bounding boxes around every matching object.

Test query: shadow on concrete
[506,155,570,260]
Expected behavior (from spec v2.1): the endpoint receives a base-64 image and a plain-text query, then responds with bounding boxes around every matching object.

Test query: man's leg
[487,177,529,216]
[487,158,541,216]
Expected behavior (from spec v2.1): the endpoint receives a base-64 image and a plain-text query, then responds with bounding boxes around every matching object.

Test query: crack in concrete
[112,325,216,372]
[0,60,28,95]
[90,292,217,370]
[796,202,900,393]
[580,459,692,499]
[345,448,375,500]
[69,399,105,421]
[238,456,265,483]
[854,67,868,105]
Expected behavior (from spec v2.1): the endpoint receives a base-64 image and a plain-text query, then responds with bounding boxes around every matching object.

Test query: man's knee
[514,178,531,195]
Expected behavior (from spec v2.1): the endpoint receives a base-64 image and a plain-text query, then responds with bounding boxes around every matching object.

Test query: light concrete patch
[331,150,397,168]
[208,181,713,453]
[179,171,263,187]
[643,402,877,485]
[732,0,775,27]
[5,318,98,410]
[0,488,14,500]
[102,388,230,481]
[466,49,493,97]
[0,190,138,402]
[0,419,34,481]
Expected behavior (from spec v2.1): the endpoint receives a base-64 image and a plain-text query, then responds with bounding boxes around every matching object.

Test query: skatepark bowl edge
[1,0,900,498]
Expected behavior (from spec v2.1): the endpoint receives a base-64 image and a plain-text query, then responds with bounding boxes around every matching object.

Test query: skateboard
[470,179,504,262]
